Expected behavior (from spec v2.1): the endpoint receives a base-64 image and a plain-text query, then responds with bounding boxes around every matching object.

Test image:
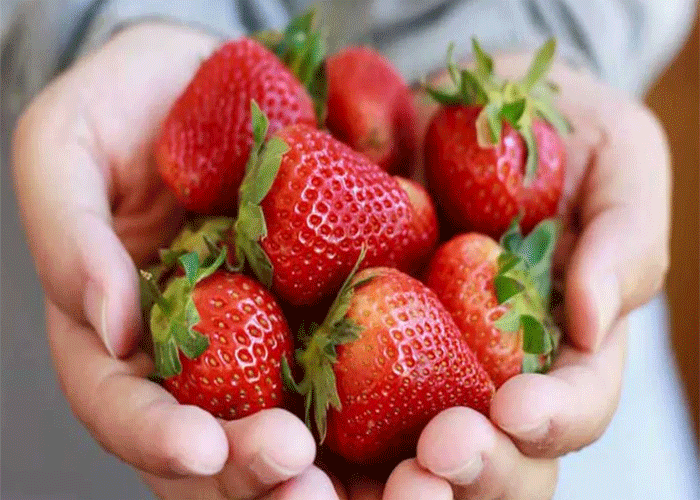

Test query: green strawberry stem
[144,247,228,378]
[282,246,371,442]
[424,37,571,184]
[159,216,233,267]
[231,100,289,289]
[253,7,328,123]
[493,217,561,373]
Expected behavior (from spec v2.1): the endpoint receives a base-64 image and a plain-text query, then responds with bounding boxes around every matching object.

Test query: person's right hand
[12,22,339,500]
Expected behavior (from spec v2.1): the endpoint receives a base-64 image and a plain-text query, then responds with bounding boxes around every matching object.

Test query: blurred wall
[645,13,699,440]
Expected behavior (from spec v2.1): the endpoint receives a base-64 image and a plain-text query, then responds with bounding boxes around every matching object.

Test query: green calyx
[424,38,571,183]
[140,216,233,313]
[493,217,561,373]
[282,247,372,443]
[230,100,289,289]
[140,247,228,378]
[254,7,328,124]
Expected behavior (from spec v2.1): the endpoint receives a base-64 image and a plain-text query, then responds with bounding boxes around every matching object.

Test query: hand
[12,23,339,500]
[336,51,670,500]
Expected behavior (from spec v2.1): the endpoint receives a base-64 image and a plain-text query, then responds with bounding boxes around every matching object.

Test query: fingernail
[249,452,300,485]
[591,273,620,351]
[436,455,483,486]
[84,280,115,357]
[504,418,551,442]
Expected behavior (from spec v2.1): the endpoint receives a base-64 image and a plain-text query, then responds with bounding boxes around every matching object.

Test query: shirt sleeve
[367,0,697,96]
[1,0,292,113]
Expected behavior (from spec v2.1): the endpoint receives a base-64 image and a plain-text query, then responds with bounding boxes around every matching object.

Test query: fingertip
[224,408,316,485]
[249,408,316,473]
[490,374,564,443]
[160,404,229,476]
[81,218,143,358]
[416,407,491,484]
[267,465,339,500]
[383,459,452,500]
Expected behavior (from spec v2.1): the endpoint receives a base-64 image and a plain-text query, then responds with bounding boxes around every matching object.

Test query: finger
[12,76,142,357]
[555,69,670,352]
[261,466,341,500]
[490,318,627,458]
[47,301,229,477]
[382,459,453,500]
[11,24,219,357]
[417,408,557,500]
[215,409,316,499]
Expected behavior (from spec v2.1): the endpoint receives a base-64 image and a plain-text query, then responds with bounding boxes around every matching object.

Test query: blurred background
[645,13,699,440]
[1,1,698,499]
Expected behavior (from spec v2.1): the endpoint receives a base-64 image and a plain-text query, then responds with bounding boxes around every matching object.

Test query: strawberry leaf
[531,97,572,136]
[254,8,328,123]
[521,314,549,354]
[233,104,285,288]
[500,98,527,125]
[494,274,525,303]
[523,38,556,91]
[471,37,494,77]
[500,216,524,253]
[516,219,558,305]
[291,247,370,443]
[423,84,463,105]
[153,339,182,378]
[519,113,539,184]
[248,137,289,205]
[308,59,328,124]
[281,355,301,393]
[476,102,502,147]
[179,252,199,286]
[172,315,208,359]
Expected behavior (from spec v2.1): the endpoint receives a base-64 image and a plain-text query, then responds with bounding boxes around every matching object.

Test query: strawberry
[394,177,439,275]
[227,102,419,306]
[326,47,418,175]
[142,248,293,419]
[285,251,495,465]
[155,27,321,215]
[424,39,569,238]
[425,219,560,387]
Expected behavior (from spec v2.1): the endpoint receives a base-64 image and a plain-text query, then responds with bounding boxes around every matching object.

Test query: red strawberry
[227,102,418,306]
[285,253,495,465]
[424,39,568,238]
[326,47,418,175]
[394,177,439,275]
[425,219,560,387]
[155,36,318,214]
[142,248,293,419]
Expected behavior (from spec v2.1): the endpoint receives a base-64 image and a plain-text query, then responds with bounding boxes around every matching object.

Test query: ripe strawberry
[424,39,569,238]
[142,248,293,419]
[394,177,439,275]
[227,102,420,306]
[155,34,319,214]
[425,219,560,387]
[285,252,495,465]
[326,47,418,175]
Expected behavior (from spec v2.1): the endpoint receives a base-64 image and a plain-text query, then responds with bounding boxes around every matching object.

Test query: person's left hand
[328,48,668,500]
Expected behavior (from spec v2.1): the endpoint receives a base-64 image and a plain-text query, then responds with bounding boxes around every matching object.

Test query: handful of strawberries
[141,10,568,468]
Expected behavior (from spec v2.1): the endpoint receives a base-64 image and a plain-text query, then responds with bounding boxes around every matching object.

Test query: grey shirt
[2,0,697,119]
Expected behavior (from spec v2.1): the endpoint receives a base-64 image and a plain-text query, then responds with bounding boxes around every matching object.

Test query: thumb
[12,86,141,357]
[565,104,670,352]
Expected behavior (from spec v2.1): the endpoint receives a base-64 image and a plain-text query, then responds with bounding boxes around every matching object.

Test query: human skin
[11,22,669,500]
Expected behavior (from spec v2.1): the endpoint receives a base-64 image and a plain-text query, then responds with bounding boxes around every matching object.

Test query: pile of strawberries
[141,11,568,467]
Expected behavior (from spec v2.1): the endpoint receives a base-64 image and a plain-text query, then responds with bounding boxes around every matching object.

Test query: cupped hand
[335,51,669,500]
[12,23,338,500]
